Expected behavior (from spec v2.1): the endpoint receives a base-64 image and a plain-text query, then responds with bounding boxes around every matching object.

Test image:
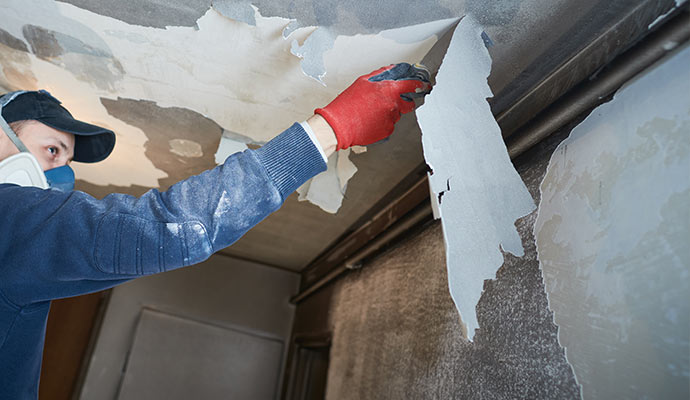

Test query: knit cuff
[254,122,327,200]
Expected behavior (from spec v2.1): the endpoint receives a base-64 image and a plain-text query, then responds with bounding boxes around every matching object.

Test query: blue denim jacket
[0,123,326,399]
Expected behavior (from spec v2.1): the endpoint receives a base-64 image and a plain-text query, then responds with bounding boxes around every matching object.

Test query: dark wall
[288,124,582,399]
[40,292,105,400]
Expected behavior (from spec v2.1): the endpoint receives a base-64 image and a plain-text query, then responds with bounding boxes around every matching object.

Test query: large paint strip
[416,15,535,340]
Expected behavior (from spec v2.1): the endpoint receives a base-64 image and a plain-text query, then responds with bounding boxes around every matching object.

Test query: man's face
[1,120,75,171]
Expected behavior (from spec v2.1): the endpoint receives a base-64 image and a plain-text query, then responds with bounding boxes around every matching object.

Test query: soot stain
[21,24,124,91]
[0,28,29,53]
[22,25,63,59]
[100,97,223,191]
[466,0,522,26]
[57,0,212,29]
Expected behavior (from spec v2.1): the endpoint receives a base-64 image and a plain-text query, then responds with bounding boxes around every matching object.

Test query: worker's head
[0,90,115,190]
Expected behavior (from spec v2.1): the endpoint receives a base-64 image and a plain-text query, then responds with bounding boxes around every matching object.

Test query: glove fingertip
[397,79,427,94]
[363,64,396,80]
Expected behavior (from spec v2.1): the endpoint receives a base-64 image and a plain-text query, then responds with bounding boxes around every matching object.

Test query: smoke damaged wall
[533,45,690,399]
[314,45,690,400]
[319,123,580,399]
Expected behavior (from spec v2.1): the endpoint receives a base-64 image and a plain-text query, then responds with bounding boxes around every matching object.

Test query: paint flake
[213,0,258,26]
[290,27,335,84]
[297,149,357,213]
[0,0,440,210]
[214,129,253,164]
[416,16,535,340]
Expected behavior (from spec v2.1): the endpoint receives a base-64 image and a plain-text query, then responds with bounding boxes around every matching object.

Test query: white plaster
[415,16,535,340]
[292,17,458,84]
[1,0,439,210]
[428,177,441,220]
[535,45,690,399]
[336,149,358,192]
[214,135,248,164]
[296,149,357,213]
[169,139,203,158]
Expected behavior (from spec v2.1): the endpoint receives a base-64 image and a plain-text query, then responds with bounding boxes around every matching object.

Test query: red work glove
[315,63,431,151]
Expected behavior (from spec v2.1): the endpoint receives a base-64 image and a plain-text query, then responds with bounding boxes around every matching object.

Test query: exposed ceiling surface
[0,0,680,271]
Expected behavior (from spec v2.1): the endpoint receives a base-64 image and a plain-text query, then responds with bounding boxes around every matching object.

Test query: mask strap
[0,91,31,153]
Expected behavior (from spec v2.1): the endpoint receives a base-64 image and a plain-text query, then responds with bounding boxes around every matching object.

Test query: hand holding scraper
[315,62,431,150]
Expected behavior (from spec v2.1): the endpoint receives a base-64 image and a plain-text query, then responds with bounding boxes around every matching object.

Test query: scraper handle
[315,63,431,151]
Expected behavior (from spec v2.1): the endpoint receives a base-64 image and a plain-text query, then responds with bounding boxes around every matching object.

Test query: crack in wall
[436,177,451,205]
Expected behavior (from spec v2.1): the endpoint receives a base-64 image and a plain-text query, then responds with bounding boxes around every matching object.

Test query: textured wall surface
[535,45,690,399]
[323,118,582,398]
[320,44,690,400]
[324,221,579,399]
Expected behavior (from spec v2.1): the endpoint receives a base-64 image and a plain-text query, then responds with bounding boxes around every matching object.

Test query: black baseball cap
[1,90,115,163]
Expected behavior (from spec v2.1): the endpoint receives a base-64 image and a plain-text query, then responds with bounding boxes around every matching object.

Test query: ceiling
[0,0,679,271]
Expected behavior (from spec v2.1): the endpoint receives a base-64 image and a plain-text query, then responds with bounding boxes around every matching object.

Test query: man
[0,63,430,398]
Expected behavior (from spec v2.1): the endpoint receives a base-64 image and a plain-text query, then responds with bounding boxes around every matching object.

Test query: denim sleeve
[0,123,326,306]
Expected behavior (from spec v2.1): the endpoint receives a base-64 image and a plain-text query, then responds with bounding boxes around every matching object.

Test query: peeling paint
[49,0,609,116]
[208,0,461,34]
[282,20,302,39]
[210,0,462,83]
[297,149,358,213]
[416,16,535,340]
[1,0,440,212]
[290,18,459,83]
[1,0,603,213]
[213,0,259,26]
[535,44,690,399]
[290,27,336,83]
[213,138,247,164]
[213,127,264,164]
